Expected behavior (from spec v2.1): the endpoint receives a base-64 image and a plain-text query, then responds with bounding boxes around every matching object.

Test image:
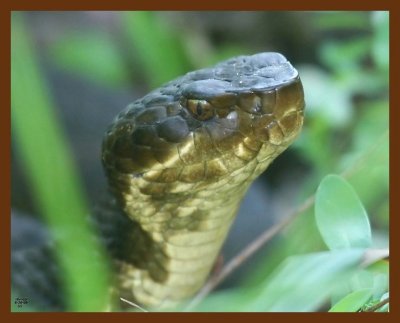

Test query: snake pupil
[196,102,203,116]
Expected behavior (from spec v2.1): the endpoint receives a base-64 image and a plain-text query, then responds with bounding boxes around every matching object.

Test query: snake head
[102,53,304,188]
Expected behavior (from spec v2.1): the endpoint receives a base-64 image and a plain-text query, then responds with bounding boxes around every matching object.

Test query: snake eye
[186,99,215,121]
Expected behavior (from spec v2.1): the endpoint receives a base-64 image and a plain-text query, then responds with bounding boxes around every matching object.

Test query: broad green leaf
[315,175,372,250]
[367,260,389,275]
[331,259,388,305]
[243,249,364,312]
[192,249,364,312]
[329,289,372,312]
[348,269,388,305]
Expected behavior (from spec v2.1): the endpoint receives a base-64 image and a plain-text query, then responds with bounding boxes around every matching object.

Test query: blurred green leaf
[376,292,389,312]
[11,13,110,311]
[50,31,131,88]
[371,273,389,299]
[329,288,372,312]
[338,70,388,97]
[295,115,335,175]
[367,259,389,275]
[243,249,364,311]
[319,39,370,72]
[313,12,370,30]
[341,103,389,221]
[242,210,326,290]
[371,11,389,72]
[315,175,372,250]
[195,249,364,312]
[349,268,388,299]
[330,259,388,306]
[188,289,251,312]
[298,65,353,126]
[121,11,190,88]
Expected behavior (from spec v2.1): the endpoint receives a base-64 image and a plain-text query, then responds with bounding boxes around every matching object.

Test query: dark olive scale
[156,116,190,143]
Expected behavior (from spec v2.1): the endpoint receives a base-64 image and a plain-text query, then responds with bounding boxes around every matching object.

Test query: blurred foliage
[189,175,388,312]
[11,11,389,312]
[121,11,192,88]
[191,249,366,312]
[241,11,389,312]
[51,31,132,87]
[11,13,111,311]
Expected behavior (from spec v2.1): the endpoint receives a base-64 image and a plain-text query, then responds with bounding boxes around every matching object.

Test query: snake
[101,52,305,309]
[12,52,304,311]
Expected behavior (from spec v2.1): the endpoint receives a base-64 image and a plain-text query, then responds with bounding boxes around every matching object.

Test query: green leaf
[335,257,387,304]
[329,289,372,312]
[192,249,364,312]
[348,269,387,301]
[371,11,389,72]
[315,175,372,250]
[313,12,370,30]
[367,259,389,275]
[243,249,364,312]
[297,65,353,126]
[341,102,389,230]
[188,289,252,312]
[319,39,370,72]
[376,292,389,312]
[50,31,131,87]
[121,11,190,88]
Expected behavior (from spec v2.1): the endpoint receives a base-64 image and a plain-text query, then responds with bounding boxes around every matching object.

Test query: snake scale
[12,52,305,311]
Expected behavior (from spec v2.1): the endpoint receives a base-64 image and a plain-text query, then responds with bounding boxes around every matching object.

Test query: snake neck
[105,148,278,309]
